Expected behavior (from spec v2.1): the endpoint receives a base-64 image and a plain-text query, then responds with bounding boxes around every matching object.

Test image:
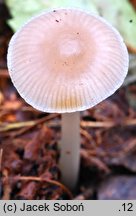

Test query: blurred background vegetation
[0,0,136,200]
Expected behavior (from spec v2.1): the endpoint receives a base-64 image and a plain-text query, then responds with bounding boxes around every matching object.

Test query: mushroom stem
[59,112,80,190]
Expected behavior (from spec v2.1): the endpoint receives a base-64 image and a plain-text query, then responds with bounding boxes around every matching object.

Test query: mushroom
[7,8,129,189]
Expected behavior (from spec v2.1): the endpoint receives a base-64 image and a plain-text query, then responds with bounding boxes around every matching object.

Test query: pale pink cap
[7,8,129,113]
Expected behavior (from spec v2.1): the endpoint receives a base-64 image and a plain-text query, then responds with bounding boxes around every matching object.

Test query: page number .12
[121,203,133,212]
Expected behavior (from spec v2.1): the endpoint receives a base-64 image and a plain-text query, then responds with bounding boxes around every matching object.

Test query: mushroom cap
[7,8,129,113]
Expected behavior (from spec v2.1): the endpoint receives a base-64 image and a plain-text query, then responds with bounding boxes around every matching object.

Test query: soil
[0,1,136,200]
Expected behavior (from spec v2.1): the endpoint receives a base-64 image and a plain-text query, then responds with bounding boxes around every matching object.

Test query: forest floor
[0,1,136,200]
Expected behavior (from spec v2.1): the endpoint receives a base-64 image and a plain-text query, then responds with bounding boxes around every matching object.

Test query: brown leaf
[16,181,38,200]
[129,0,136,10]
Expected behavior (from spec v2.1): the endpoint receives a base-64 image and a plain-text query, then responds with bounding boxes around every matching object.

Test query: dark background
[0,0,136,200]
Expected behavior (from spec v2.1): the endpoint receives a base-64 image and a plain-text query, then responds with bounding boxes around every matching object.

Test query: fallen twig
[0,148,3,172]
[0,113,60,133]
[80,128,92,141]
[1,117,136,133]
[81,118,136,128]
[13,176,73,199]
[0,121,35,132]
[81,149,110,174]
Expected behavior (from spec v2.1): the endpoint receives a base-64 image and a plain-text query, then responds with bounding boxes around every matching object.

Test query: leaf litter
[0,1,136,200]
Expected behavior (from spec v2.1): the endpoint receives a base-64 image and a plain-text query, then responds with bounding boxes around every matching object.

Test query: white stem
[59,112,80,190]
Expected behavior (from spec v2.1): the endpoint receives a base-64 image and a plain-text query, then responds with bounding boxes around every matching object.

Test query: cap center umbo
[59,39,82,58]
